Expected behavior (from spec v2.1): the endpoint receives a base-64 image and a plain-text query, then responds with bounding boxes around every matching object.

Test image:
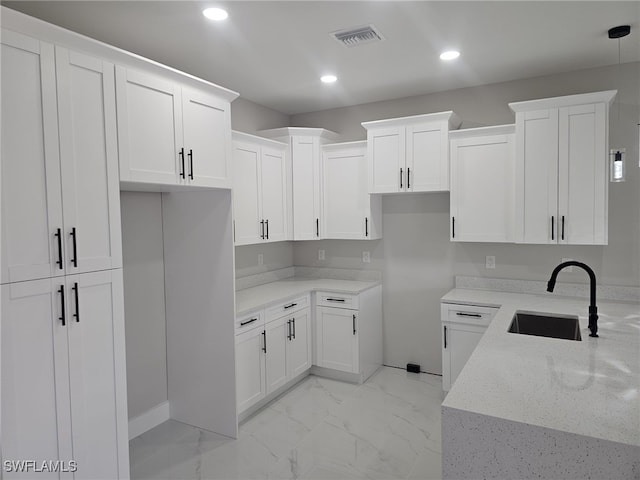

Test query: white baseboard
[128,401,170,440]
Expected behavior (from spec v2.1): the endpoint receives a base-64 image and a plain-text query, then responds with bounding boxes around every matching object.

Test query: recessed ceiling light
[440,50,460,61]
[203,7,228,21]
[321,74,337,84]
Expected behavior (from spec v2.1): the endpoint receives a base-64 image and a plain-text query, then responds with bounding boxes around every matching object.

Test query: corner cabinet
[232,131,288,245]
[116,66,236,190]
[449,125,515,242]
[258,127,340,240]
[314,286,383,384]
[509,90,616,245]
[235,297,311,416]
[362,112,461,194]
[321,142,382,240]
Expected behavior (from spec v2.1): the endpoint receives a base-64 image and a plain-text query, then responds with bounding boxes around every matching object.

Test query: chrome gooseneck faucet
[547,261,599,337]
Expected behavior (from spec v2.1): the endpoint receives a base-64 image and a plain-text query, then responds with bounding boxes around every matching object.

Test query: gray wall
[121,192,168,419]
[290,62,640,374]
[231,96,289,135]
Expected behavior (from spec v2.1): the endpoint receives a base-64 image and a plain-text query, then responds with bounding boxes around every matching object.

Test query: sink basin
[508,311,582,341]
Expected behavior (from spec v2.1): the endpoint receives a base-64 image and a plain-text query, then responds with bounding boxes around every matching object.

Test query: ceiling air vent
[332,25,384,47]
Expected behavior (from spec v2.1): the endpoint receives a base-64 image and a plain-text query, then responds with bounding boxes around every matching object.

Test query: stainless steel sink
[508,311,582,341]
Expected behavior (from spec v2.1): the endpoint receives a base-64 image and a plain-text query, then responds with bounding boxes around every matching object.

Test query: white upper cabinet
[181,87,232,187]
[362,112,460,194]
[116,67,233,189]
[55,47,123,275]
[321,142,382,240]
[232,132,288,245]
[1,30,63,284]
[259,128,340,241]
[1,31,121,284]
[510,91,616,245]
[449,125,515,243]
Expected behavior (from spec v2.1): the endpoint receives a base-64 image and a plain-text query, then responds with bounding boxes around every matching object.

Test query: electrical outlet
[363,251,371,263]
[562,258,573,272]
[258,253,263,266]
[485,256,496,269]
[318,249,325,261]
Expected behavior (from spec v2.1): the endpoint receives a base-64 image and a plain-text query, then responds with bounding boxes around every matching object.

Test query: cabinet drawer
[265,295,309,322]
[442,303,498,327]
[315,291,359,310]
[235,310,264,335]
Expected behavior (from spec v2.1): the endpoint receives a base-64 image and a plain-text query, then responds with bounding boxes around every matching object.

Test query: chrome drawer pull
[456,312,482,318]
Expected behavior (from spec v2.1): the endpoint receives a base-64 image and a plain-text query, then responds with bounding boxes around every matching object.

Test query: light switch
[258,253,263,265]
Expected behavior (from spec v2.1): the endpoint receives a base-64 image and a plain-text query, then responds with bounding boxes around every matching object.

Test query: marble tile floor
[129,367,444,480]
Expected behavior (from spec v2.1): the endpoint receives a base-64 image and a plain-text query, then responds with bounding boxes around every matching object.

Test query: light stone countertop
[235,277,381,316]
[441,288,640,447]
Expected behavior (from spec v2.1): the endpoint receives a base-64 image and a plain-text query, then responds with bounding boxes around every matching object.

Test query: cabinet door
[323,146,368,239]
[442,322,485,391]
[316,306,358,374]
[406,122,449,191]
[450,133,514,242]
[292,136,321,240]
[56,48,122,275]
[1,279,73,477]
[235,327,267,413]
[1,30,64,284]
[182,87,231,188]
[515,109,559,244]
[66,270,128,479]
[367,127,404,193]
[287,309,311,378]
[558,103,608,245]
[260,146,288,242]
[232,141,262,245]
[265,317,288,394]
[115,66,183,185]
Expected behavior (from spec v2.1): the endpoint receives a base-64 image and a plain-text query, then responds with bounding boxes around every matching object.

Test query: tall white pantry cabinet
[1,27,129,480]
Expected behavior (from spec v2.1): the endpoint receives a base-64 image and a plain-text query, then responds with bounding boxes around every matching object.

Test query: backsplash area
[235,266,382,291]
[456,276,640,303]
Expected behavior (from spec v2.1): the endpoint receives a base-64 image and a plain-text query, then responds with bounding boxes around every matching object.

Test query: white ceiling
[3,1,639,114]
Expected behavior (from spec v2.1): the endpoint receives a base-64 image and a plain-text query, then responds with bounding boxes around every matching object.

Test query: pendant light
[607,25,630,182]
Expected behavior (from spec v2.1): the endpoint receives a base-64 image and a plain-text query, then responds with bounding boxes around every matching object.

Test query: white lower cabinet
[316,306,359,373]
[235,298,311,415]
[314,286,383,383]
[235,326,266,413]
[1,269,129,479]
[265,316,289,393]
[441,302,498,392]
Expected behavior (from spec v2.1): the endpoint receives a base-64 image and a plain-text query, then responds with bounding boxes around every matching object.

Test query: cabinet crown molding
[508,90,616,112]
[449,124,515,138]
[361,111,461,130]
[258,127,341,142]
[232,130,288,149]
[321,140,366,151]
